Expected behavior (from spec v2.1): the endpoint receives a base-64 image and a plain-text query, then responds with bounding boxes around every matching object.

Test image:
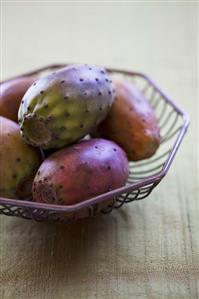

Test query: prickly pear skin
[18,64,115,149]
[93,79,161,161]
[0,76,35,122]
[33,139,129,205]
[0,117,42,199]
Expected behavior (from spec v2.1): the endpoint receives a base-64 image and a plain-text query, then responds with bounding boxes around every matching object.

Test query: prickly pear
[0,76,35,122]
[0,117,42,199]
[18,64,115,149]
[93,79,161,161]
[33,139,129,205]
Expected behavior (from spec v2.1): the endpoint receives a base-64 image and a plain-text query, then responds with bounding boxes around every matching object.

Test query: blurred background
[1,2,198,299]
[1,2,198,131]
[2,2,197,78]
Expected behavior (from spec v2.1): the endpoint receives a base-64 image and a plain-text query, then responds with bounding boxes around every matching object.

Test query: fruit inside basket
[0,64,189,222]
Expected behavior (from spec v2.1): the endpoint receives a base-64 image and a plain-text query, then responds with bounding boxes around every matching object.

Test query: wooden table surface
[0,2,198,299]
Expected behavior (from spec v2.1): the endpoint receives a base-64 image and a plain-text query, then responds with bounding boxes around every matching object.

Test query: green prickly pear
[0,116,42,199]
[18,64,115,149]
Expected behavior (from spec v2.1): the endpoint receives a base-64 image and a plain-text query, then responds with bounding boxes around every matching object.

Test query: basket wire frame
[0,64,190,222]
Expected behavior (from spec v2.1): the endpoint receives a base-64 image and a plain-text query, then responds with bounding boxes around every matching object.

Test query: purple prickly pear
[33,139,129,205]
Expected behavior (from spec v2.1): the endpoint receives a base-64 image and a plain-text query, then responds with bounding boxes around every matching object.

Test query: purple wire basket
[0,64,190,222]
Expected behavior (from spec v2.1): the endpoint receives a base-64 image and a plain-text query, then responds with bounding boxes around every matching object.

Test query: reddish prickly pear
[0,76,35,122]
[93,79,161,161]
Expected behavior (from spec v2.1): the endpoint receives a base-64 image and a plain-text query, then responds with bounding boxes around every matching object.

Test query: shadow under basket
[0,64,190,222]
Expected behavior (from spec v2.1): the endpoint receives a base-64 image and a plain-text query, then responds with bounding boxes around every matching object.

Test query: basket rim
[0,64,190,213]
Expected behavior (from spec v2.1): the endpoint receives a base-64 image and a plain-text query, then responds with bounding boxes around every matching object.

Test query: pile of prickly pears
[0,64,161,205]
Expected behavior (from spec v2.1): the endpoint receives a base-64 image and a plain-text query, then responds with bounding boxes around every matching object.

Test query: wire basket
[0,64,189,222]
